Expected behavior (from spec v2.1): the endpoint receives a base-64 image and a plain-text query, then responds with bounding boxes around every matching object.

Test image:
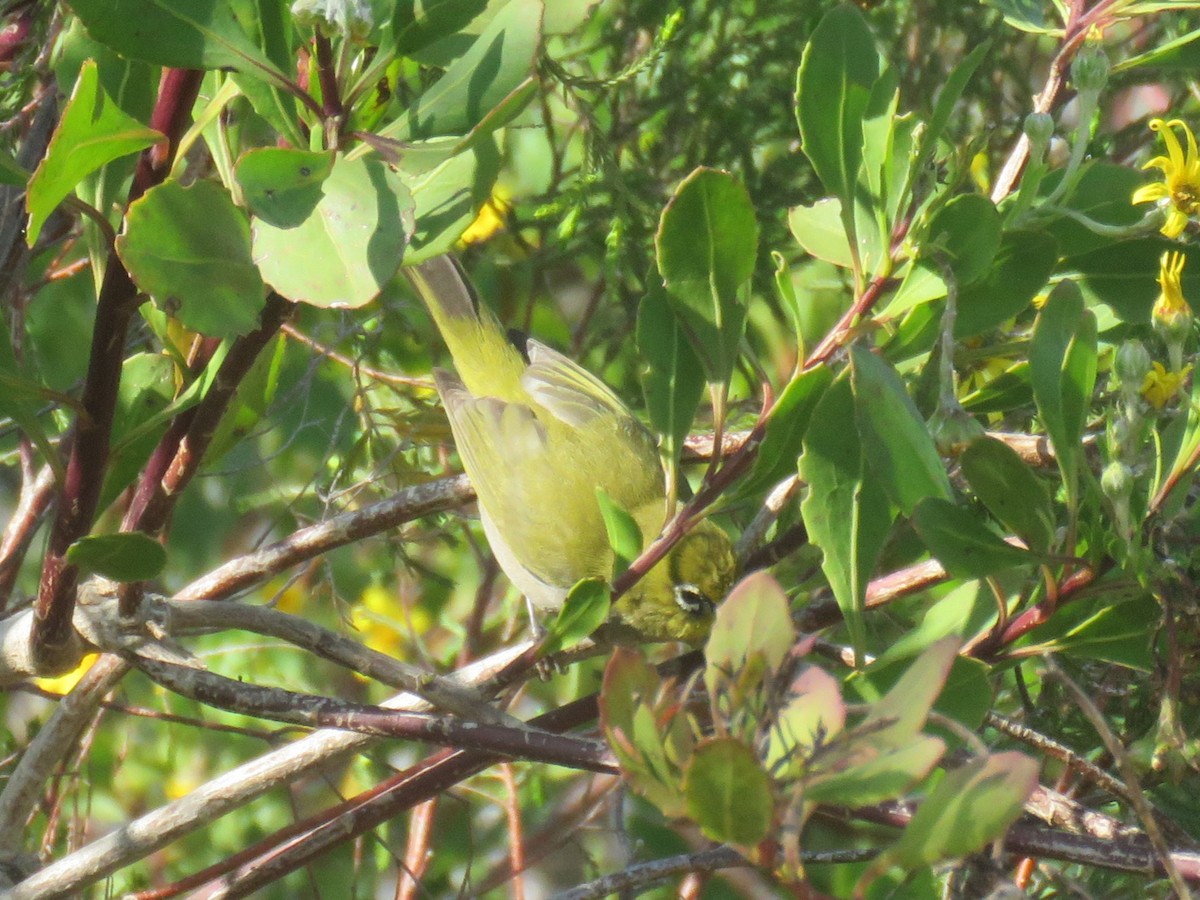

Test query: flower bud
[1114,340,1152,389]
[1101,460,1134,501]
[1023,112,1054,152]
[1071,42,1110,94]
[929,406,985,457]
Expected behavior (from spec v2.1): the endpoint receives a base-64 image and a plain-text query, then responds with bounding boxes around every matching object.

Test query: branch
[0,643,533,899]
[130,654,616,774]
[173,473,475,601]
[32,68,204,671]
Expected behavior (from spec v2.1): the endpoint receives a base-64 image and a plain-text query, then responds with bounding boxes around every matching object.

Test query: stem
[31,68,204,671]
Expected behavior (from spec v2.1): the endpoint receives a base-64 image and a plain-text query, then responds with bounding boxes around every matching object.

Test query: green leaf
[66,532,167,582]
[788,198,853,268]
[0,315,62,480]
[851,346,952,515]
[960,436,1055,553]
[738,364,832,498]
[234,148,335,228]
[795,4,879,207]
[868,752,1038,879]
[912,498,1039,579]
[116,180,267,338]
[954,229,1058,337]
[705,571,796,697]
[805,735,945,807]
[656,167,758,384]
[981,0,1058,34]
[1114,26,1200,73]
[542,578,611,655]
[684,738,774,847]
[918,193,1002,287]
[380,0,542,142]
[101,352,179,511]
[25,60,162,246]
[405,139,501,262]
[0,149,26,187]
[252,156,413,309]
[1030,280,1097,501]
[391,0,490,58]
[594,488,644,575]
[799,376,894,665]
[863,636,961,743]
[67,0,286,77]
[600,648,688,818]
[1042,163,1147,257]
[637,283,705,465]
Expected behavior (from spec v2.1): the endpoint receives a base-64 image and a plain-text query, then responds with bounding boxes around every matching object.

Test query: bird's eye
[673,583,715,618]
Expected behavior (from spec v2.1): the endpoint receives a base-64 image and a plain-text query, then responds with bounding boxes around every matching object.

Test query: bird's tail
[404,255,525,399]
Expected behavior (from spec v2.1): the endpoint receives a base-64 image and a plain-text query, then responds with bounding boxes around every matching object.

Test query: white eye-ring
[674,583,715,617]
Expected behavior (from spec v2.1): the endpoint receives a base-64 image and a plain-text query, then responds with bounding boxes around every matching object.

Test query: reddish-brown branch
[31,67,204,670]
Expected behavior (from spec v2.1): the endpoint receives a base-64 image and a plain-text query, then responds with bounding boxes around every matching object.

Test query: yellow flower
[34,653,99,694]
[1153,251,1192,330]
[1140,361,1192,409]
[1132,119,1200,239]
[457,186,512,247]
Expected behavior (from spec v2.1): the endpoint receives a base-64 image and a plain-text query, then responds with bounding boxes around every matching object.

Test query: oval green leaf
[912,497,1039,579]
[656,167,758,383]
[235,148,335,228]
[684,737,774,847]
[117,180,266,338]
[252,156,413,309]
[851,345,952,515]
[961,436,1055,553]
[66,532,167,582]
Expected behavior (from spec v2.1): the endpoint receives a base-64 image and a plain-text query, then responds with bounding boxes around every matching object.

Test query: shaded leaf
[68,0,284,75]
[800,376,894,664]
[955,229,1058,337]
[637,283,705,465]
[852,346,952,514]
[656,167,758,383]
[684,738,773,847]
[117,180,266,338]
[806,735,945,807]
[795,4,879,207]
[961,436,1055,553]
[738,364,832,498]
[868,752,1038,879]
[66,532,167,582]
[252,156,413,309]
[912,497,1039,579]
[26,60,162,246]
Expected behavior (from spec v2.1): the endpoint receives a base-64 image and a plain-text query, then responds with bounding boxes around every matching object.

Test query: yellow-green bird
[407,256,736,645]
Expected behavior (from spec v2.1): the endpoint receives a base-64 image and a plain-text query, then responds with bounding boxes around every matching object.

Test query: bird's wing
[434,368,608,589]
[521,339,629,427]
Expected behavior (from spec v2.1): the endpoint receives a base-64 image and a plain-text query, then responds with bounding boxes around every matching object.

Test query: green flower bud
[1071,43,1109,94]
[1101,460,1134,500]
[1114,340,1152,389]
[929,406,985,457]
[1023,112,1054,151]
